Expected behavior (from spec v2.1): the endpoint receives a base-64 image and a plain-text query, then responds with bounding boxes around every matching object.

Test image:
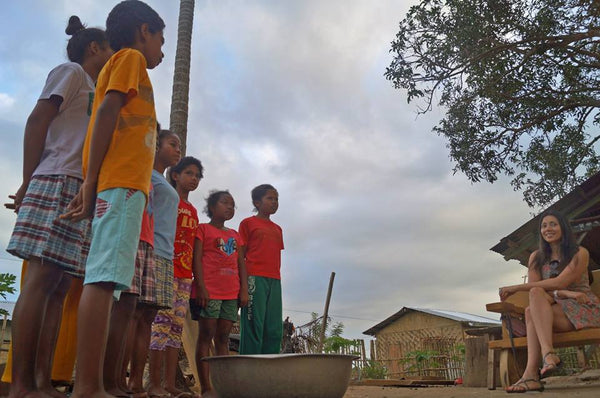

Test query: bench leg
[499,348,527,388]
[487,348,498,390]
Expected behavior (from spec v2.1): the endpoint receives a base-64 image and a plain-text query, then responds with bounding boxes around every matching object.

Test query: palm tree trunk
[170,0,195,156]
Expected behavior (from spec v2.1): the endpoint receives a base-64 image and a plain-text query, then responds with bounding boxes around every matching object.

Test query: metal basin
[203,353,357,398]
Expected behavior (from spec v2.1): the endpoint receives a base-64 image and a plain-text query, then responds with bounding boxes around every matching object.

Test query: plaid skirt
[7,175,91,277]
[123,241,156,304]
[151,255,174,309]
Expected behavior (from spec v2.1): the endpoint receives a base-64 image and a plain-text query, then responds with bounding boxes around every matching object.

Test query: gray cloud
[0,1,532,340]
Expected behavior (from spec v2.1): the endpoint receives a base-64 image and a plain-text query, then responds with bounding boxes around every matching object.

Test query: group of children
[4,1,285,398]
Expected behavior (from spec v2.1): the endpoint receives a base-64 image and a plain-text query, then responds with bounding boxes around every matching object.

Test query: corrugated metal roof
[0,301,15,320]
[363,306,500,336]
[411,308,500,325]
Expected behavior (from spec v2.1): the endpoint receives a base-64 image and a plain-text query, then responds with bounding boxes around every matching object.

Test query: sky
[0,0,534,342]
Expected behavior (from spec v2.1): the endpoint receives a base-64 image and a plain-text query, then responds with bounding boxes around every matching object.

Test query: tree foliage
[386,0,600,207]
[0,273,16,317]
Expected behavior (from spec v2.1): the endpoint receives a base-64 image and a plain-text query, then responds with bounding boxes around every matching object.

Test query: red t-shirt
[192,224,244,300]
[139,183,154,246]
[173,199,198,279]
[238,216,284,279]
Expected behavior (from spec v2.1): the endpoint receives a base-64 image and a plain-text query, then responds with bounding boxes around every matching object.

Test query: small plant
[360,359,387,379]
[0,273,17,316]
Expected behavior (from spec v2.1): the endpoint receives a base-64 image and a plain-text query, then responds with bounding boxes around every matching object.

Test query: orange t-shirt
[239,216,284,280]
[173,199,199,279]
[82,48,156,198]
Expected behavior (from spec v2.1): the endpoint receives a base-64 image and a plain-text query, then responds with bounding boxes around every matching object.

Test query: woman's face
[541,215,562,244]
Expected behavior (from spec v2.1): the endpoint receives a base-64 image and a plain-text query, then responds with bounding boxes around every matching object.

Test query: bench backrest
[591,270,600,298]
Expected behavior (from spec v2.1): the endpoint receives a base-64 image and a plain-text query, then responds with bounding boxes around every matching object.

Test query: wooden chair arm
[486,301,525,315]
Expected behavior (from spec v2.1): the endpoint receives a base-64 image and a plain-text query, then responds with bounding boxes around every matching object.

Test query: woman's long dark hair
[533,210,579,275]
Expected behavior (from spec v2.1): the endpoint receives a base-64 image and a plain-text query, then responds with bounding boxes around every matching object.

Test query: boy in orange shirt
[62,1,165,396]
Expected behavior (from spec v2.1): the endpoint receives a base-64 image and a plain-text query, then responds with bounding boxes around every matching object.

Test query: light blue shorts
[84,188,145,292]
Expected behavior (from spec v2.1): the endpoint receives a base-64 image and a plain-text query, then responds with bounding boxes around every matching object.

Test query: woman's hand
[562,290,593,304]
[499,285,519,301]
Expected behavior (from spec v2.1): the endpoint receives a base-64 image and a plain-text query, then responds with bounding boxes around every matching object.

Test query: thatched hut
[363,307,499,379]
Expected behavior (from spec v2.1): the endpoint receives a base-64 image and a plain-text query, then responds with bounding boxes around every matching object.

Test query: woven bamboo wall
[373,311,466,378]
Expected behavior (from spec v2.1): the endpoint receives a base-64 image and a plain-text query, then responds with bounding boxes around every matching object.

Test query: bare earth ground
[344,370,600,398]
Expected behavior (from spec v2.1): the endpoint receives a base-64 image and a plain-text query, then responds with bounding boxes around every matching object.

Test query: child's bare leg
[36,273,73,398]
[128,306,158,393]
[103,292,137,397]
[214,319,233,356]
[164,346,185,396]
[148,349,170,397]
[195,318,217,395]
[120,307,141,393]
[9,257,64,398]
[71,282,115,398]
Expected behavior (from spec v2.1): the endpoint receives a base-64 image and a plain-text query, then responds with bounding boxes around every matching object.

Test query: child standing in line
[190,190,248,397]
[4,16,112,398]
[149,156,203,398]
[103,182,154,398]
[239,184,284,355]
[127,129,181,397]
[61,1,165,396]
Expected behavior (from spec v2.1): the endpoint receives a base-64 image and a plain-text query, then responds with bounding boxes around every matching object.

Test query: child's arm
[62,91,125,221]
[6,97,61,211]
[192,237,209,308]
[238,245,249,307]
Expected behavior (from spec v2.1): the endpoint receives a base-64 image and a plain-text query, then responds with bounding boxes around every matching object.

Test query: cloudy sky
[0,0,534,341]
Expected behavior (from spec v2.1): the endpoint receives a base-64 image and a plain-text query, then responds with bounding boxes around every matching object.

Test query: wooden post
[0,314,7,351]
[318,272,335,353]
[370,340,375,361]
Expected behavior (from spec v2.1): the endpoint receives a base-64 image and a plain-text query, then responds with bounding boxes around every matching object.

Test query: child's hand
[5,183,28,213]
[238,290,249,308]
[61,181,95,221]
[195,284,209,308]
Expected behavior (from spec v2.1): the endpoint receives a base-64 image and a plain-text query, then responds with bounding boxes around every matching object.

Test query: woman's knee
[529,286,547,302]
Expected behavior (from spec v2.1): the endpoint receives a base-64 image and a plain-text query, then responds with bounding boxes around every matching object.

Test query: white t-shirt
[33,62,95,179]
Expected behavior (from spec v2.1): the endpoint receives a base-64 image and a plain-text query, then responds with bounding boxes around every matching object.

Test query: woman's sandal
[540,351,563,379]
[506,378,544,393]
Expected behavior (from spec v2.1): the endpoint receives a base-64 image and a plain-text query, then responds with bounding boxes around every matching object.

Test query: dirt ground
[344,384,600,397]
[344,370,600,397]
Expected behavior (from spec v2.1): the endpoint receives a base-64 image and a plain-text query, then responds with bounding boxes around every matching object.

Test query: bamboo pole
[318,272,335,353]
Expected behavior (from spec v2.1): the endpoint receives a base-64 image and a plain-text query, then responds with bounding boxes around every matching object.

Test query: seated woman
[499,210,600,393]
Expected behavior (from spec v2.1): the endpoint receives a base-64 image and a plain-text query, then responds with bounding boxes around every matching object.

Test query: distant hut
[363,307,499,379]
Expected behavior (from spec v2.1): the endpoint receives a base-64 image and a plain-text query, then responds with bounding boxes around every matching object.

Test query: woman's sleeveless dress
[542,263,600,329]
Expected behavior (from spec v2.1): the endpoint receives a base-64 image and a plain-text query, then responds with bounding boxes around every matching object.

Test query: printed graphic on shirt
[174,205,198,272]
[217,237,238,256]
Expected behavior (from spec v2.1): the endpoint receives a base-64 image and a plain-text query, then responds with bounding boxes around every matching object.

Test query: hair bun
[65,15,85,35]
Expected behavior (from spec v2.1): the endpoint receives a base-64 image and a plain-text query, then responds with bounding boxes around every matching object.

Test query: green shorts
[189,298,238,322]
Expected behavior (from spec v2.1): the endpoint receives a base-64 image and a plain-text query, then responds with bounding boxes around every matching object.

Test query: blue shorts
[84,188,145,292]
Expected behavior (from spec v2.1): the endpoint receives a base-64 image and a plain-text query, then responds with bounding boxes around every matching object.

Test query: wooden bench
[485,269,600,389]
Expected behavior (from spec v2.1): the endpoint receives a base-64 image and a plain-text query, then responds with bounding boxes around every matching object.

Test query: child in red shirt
[239,184,284,354]
[190,190,248,397]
